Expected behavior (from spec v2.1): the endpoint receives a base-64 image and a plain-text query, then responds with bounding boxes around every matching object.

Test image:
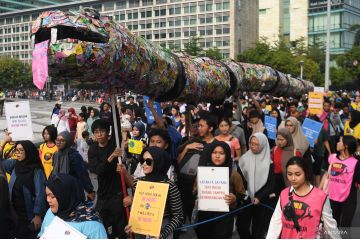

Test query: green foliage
[183,36,203,56]
[204,47,223,60]
[0,57,32,88]
[237,38,323,84]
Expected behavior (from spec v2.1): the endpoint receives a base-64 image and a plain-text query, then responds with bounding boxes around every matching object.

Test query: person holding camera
[266,157,340,239]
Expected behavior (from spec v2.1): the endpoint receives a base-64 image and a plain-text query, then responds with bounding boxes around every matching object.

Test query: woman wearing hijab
[284,117,310,156]
[236,132,276,239]
[194,141,246,239]
[52,131,95,201]
[272,128,302,196]
[56,108,70,133]
[344,110,360,140]
[125,147,184,239]
[284,117,314,178]
[68,107,78,143]
[126,121,147,174]
[38,173,107,238]
[1,140,46,238]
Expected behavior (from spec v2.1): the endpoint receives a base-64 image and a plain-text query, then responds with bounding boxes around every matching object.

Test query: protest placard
[40,216,86,239]
[308,92,324,115]
[129,181,169,237]
[5,101,34,141]
[197,166,229,212]
[302,118,323,147]
[143,96,163,125]
[128,139,144,155]
[264,116,277,140]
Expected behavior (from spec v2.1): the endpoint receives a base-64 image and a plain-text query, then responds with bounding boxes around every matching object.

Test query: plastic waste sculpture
[31,8,314,103]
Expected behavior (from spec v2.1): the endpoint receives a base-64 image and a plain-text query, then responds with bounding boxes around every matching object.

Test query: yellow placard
[128,139,144,155]
[129,181,169,238]
[266,105,272,112]
[308,92,324,115]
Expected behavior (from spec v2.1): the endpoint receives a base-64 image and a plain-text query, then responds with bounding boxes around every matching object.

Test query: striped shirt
[133,178,184,239]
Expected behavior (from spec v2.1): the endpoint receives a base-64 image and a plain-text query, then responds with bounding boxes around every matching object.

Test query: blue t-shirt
[38,209,107,239]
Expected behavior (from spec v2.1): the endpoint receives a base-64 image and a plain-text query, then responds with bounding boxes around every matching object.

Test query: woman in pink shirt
[215,117,241,161]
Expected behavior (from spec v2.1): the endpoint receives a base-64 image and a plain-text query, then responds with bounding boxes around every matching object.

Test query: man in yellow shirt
[344,110,360,140]
[351,95,360,111]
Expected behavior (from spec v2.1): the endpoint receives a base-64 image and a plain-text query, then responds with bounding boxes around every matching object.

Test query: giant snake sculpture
[31,8,314,104]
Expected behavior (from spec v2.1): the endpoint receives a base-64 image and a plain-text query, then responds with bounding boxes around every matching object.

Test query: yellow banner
[128,139,144,155]
[129,181,169,238]
[308,92,324,115]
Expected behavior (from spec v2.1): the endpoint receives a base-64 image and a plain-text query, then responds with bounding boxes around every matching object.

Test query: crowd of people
[1,91,360,239]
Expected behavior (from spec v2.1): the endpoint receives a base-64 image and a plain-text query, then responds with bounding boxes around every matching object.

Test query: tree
[0,57,32,88]
[204,47,223,60]
[183,36,203,56]
[237,38,322,84]
[349,24,360,47]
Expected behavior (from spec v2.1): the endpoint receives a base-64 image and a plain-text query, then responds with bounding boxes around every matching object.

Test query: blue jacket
[3,159,46,220]
[53,148,94,193]
[38,209,107,239]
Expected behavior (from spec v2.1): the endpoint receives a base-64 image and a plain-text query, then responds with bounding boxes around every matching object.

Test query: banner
[5,101,34,141]
[40,216,86,239]
[197,167,229,212]
[143,96,163,125]
[302,118,323,147]
[129,181,169,238]
[264,116,277,140]
[128,139,144,155]
[32,40,49,90]
[308,92,324,115]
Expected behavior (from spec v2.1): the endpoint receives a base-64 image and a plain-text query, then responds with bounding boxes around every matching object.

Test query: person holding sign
[125,121,147,174]
[2,140,46,238]
[267,157,340,239]
[194,141,245,239]
[125,147,184,239]
[236,132,276,239]
[39,173,107,239]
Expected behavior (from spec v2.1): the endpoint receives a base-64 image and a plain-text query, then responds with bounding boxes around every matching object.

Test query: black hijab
[350,110,360,129]
[140,147,171,182]
[14,140,43,195]
[199,141,233,175]
[46,173,100,223]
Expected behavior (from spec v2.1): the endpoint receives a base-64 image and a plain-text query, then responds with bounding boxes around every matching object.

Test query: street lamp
[299,60,304,80]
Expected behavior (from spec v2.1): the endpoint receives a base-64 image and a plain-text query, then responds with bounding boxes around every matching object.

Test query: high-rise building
[259,0,308,44]
[0,0,259,63]
[308,0,360,54]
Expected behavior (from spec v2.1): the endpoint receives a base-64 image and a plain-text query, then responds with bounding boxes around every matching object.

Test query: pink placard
[32,40,49,90]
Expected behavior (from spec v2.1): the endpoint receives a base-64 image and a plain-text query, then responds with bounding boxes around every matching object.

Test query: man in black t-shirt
[88,119,132,238]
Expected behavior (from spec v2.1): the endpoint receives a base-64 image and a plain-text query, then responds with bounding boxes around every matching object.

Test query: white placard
[314,86,325,93]
[5,101,33,141]
[40,216,87,239]
[197,166,229,212]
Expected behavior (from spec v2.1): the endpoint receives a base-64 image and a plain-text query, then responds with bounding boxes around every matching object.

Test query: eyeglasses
[55,139,66,143]
[140,158,153,166]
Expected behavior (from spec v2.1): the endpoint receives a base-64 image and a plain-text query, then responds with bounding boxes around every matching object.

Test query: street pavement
[0,98,99,142]
[1,99,360,238]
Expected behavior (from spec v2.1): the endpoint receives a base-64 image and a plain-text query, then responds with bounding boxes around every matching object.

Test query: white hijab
[239,132,271,199]
[286,117,309,156]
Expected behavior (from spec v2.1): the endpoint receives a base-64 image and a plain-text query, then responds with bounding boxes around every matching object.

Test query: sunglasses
[140,158,153,166]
